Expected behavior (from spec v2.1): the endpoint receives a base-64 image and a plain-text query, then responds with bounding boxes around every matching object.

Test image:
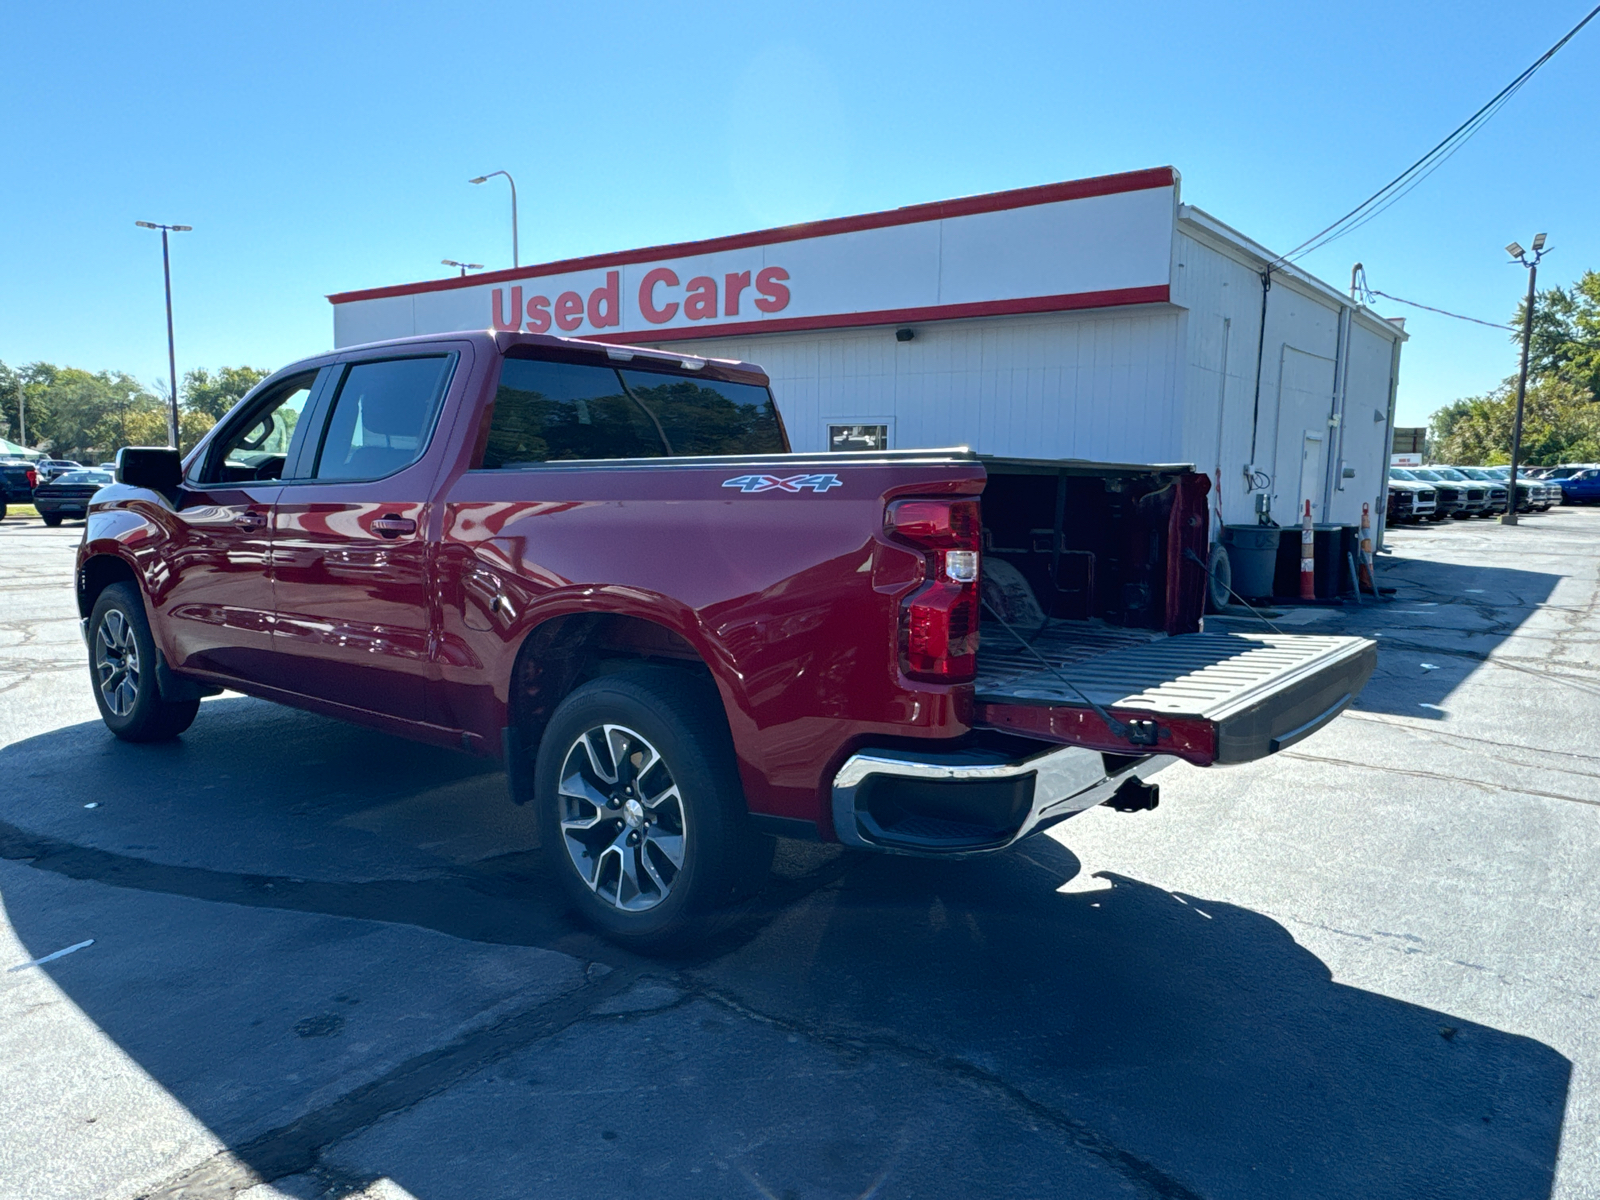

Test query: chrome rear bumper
[832,741,1173,856]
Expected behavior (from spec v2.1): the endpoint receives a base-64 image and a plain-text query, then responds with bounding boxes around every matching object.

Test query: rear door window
[314,356,454,481]
[481,356,785,467]
[616,371,784,457]
[483,360,664,467]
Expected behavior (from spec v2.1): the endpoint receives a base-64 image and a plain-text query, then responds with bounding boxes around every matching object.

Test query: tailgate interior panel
[976,620,1376,764]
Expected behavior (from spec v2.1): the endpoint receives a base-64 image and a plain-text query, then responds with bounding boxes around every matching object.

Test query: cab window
[313,356,454,481]
[198,372,316,483]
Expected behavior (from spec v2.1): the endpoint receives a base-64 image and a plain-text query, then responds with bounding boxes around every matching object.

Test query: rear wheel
[1205,542,1232,613]
[41,512,63,527]
[536,668,773,952]
[88,583,200,742]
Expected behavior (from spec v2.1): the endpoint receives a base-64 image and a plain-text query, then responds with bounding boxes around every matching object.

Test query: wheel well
[78,554,138,620]
[506,613,716,784]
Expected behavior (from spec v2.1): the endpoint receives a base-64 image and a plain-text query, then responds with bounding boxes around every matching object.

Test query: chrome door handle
[234,512,268,531]
[372,515,417,538]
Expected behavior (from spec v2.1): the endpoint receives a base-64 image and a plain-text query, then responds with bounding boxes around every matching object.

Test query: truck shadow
[0,704,1571,1199]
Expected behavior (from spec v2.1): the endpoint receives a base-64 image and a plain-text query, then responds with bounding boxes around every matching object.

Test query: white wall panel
[663,307,1184,462]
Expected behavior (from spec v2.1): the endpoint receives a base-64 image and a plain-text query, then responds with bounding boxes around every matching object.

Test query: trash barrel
[1271,524,1356,599]
[1221,525,1280,600]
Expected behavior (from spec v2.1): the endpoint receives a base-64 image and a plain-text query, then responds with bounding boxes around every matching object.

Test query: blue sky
[2,0,1595,427]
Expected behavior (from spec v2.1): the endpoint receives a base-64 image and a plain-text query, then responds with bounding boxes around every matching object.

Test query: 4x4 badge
[721,473,843,494]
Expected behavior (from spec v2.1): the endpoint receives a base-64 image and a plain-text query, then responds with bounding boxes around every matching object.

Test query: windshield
[1432,468,1468,480]
[1388,468,1418,481]
[1410,469,1444,481]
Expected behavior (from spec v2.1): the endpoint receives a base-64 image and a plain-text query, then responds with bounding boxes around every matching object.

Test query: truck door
[158,370,321,682]
[267,353,457,723]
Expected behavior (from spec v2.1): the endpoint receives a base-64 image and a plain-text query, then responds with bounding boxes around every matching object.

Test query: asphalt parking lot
[3,507,1598,1200]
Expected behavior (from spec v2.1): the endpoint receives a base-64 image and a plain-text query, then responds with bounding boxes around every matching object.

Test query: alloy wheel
[557,723,687,912]
[95,609,140,717]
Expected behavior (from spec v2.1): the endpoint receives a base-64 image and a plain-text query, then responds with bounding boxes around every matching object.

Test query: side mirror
[116,446,183,490]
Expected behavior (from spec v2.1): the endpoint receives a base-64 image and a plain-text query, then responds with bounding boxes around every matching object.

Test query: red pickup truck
[78,330,1374,948]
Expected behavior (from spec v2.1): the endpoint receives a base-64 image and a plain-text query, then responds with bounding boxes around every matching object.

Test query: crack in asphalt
[137,966,646,1200]
[686,981,1209,1200]
[0,815,1197,1200]
[1279,750,1600,809]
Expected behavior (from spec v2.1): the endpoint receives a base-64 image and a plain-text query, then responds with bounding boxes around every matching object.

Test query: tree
[1515,269,1600,401]
[0,359,222,460]
[183,365,270,421]
[1430,375,1600,466]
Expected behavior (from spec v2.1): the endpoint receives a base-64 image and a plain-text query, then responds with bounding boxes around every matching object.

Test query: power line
[1275,3,1600,267]
[1364,288,1513,330]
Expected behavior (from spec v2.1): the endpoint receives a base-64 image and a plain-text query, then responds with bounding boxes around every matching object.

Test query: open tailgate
[974,622,1376,766]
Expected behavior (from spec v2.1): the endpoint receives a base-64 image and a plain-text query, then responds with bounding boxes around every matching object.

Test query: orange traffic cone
[1300,499,1316,601]
[1359,502,1375,594]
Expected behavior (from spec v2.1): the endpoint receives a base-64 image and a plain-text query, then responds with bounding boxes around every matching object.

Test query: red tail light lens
[26,469,37,489]
[886,498,981,682]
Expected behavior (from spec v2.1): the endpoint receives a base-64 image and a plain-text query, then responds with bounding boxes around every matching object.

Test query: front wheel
[88,583,201,742]
[536,668,773,952]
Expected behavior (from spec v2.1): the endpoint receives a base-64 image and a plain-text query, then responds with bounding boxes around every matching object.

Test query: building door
[1299,432,1325,523]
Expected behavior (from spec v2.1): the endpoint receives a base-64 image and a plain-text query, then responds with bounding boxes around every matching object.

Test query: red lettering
[724,271,751,316]
[491,286,524,331]
[587,271,620,328]
[525,294,551,334]
[554,291,584,332]
[754,266,790,313]
[639,267,679,323]
[684,275,718,321]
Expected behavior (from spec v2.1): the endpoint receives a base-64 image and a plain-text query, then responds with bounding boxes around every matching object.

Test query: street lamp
[1501,232,1550,526]
[135,220,192,448]
[441,259,484,277]
[468,171,518,267]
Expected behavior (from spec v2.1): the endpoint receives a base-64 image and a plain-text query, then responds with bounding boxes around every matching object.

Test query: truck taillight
[26,468,37,488]
[885,498,981,682]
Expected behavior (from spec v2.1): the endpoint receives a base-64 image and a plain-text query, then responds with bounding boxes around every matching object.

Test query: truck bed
[974,619,1376,766]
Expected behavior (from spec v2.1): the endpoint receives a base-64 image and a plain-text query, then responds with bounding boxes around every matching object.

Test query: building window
[828,424,889,452]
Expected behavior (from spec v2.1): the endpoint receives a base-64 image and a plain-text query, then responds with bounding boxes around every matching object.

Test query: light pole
[469,171,518,267]
[135,220,192,448]
[441,259,484,277]
[1501,232,1549,526]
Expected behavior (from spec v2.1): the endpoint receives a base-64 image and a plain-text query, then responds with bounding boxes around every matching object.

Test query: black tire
[88,582,201,742]
[41,512,63,527]
[1205,542,1231,613]
[535,667,774,952]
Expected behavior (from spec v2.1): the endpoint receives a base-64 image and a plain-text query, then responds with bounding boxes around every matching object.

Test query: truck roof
[326,328,773,388]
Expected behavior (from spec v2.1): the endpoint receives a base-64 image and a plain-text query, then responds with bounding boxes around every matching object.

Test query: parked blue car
[1557,468,1600,505]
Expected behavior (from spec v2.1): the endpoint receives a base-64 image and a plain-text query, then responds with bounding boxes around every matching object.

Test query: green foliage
[1514,270,1600,401]
[0,359,263,461]
[1430,268,1600,465]
[1429,375,1600,467]
[183,365,270,421]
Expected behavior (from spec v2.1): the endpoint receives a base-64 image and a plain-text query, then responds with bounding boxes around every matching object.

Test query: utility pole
[1502,233,1548,526]
[136,221,193,448]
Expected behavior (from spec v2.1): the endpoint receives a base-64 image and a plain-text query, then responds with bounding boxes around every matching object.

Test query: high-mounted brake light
[885,498,981,682]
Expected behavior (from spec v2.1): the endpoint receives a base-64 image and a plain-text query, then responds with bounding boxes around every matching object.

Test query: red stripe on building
[326,167,1178,305]
[566,286,1173,345]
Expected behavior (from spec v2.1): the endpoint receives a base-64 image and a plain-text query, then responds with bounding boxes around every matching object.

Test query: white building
[328,167,1405,532]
